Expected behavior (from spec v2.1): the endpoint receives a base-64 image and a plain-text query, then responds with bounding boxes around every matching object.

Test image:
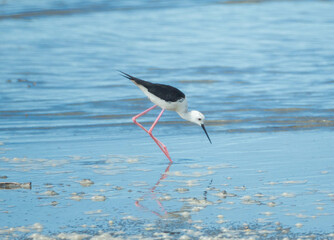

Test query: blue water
[1,0,334,238]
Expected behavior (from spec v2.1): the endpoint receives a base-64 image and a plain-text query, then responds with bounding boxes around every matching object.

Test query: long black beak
[201,124,212,144]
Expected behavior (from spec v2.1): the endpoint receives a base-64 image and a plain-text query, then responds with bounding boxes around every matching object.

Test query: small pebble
[261,212,273,216]
[180,234,191,240]
[91,195,106,201]
[282,192,296,198]
[191,207,203,212]
[57,233,90,240]
[31,223,43,231]
[175,188,189,193]
[70,193,84,201]
[122,216,138,221]
[80,179,94,187]
[85,210,102,215]
[254,193,264,198]
[126,158,138,163]
[295,223,303,228]
[42,190,58,196]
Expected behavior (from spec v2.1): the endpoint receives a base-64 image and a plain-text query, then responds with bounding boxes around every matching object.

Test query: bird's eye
[198,118,202,121]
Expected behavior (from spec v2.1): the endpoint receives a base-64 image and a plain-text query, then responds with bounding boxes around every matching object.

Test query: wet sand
[1,130,333,239]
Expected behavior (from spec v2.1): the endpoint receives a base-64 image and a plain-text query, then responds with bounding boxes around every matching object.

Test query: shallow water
[1,0,334,239]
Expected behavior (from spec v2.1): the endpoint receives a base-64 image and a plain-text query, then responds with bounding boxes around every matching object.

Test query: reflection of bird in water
[135,163,172,218]
[120,71,211,162]
[135,162,214,221]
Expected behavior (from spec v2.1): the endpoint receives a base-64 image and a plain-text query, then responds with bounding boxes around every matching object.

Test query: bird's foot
[149,134,172,162]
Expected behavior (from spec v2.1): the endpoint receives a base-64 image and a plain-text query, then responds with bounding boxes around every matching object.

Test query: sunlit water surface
[1,0,334,239]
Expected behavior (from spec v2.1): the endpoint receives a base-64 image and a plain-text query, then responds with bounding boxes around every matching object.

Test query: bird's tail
[118,71,146,85]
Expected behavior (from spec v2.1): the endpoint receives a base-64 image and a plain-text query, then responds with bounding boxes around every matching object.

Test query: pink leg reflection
[135,162,172,218]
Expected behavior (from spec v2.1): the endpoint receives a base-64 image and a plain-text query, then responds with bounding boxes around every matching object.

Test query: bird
[120,71,211,162]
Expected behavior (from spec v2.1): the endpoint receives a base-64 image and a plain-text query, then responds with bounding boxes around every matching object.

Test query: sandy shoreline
[1,131,333,239]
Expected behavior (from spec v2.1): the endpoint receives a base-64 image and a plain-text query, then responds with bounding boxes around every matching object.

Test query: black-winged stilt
[120,71,211,162]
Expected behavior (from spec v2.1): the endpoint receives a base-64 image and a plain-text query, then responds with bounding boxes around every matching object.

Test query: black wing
[119,71,185,102]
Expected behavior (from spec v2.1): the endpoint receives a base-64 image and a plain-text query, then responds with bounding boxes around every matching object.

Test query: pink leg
[132,105,157,134]
[132,105,172,162]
